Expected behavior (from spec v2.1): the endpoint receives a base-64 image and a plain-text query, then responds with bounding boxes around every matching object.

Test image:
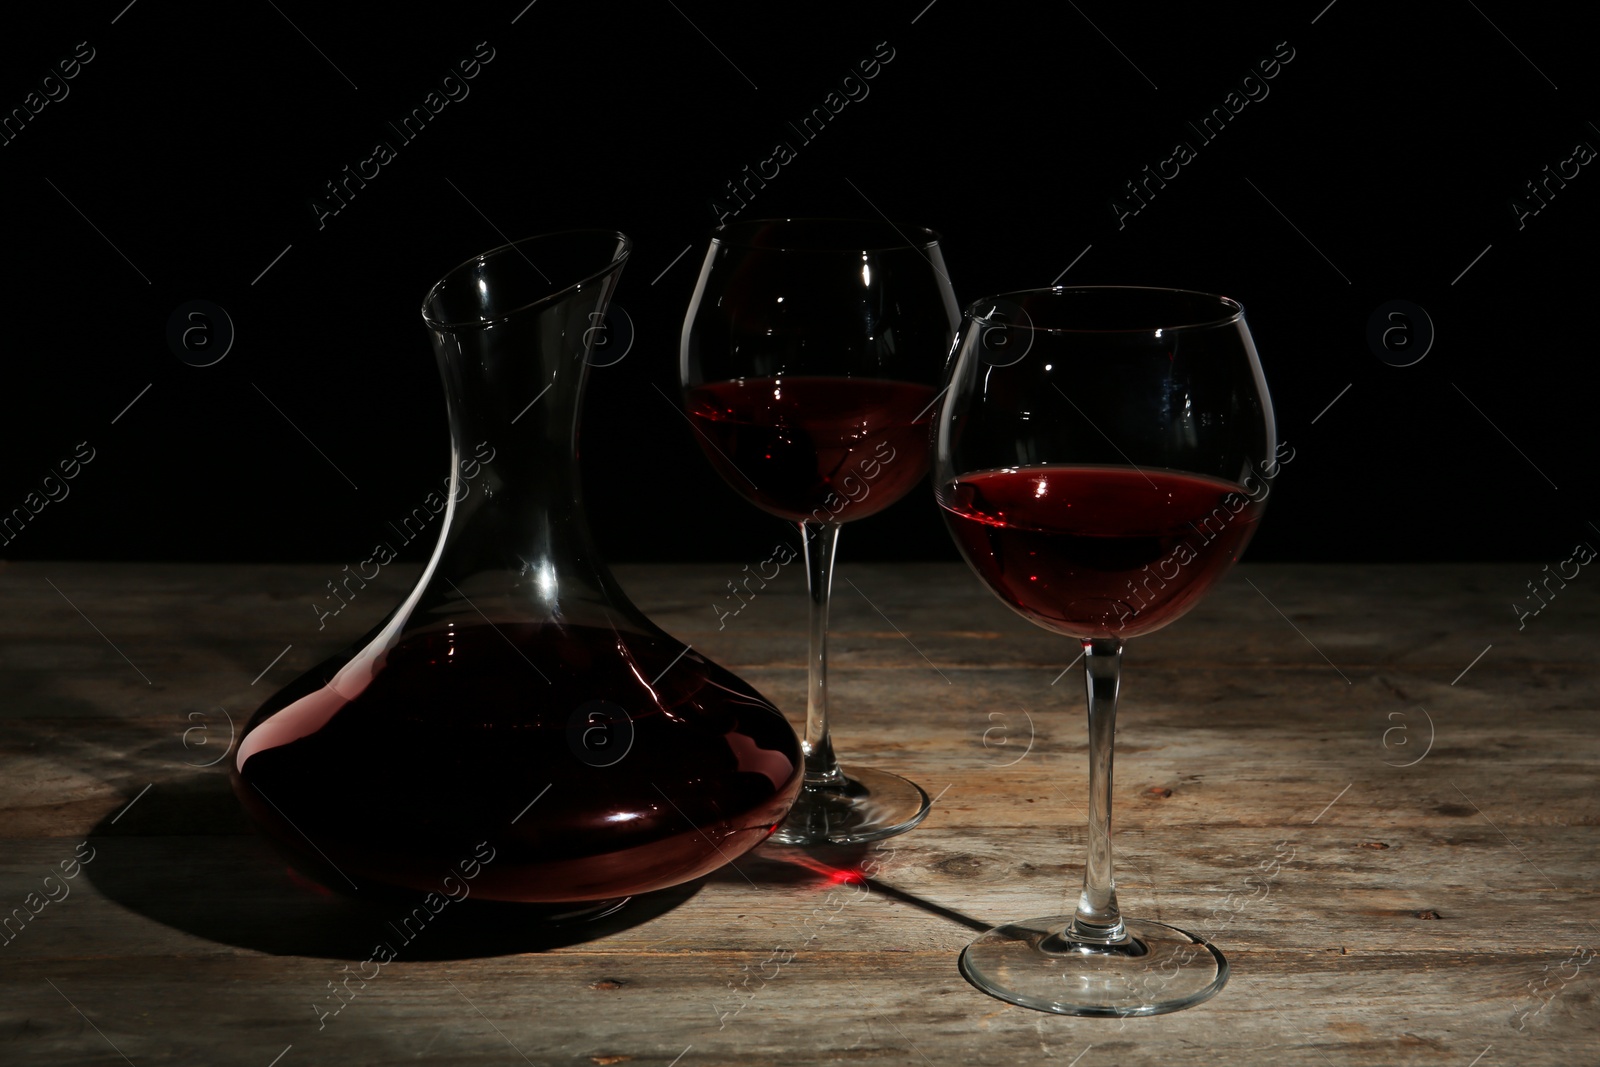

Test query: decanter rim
[420,228,631,331]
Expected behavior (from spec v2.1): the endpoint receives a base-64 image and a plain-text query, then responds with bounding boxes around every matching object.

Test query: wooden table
[2,561,1595,1065]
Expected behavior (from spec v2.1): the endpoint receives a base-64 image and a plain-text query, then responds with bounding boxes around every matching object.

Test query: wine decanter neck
[423,262,627,624]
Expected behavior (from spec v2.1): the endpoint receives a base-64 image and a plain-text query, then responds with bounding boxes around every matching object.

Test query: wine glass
[680,218,961,844]
[933,286,1276,1015]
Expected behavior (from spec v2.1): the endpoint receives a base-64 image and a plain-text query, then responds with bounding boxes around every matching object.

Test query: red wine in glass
[939,466,1261,639]
[685,376,938,523]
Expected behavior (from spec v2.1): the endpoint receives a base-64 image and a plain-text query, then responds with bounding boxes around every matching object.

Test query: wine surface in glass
[685,376,937,522]
[939,465,1259,639]
[234,623,800,901]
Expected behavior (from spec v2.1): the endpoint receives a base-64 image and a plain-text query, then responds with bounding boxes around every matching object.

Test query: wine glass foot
[959,916,1227,1017]
[769,764,930,845]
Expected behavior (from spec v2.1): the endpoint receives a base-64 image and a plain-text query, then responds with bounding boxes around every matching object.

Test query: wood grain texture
[0,561,1594,1065]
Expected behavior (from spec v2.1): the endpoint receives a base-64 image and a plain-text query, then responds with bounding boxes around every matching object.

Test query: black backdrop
[2,1,1595,567]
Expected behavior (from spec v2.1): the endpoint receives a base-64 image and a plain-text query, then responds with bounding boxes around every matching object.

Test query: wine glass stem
[800,521,844,785]
[1074,636,1126,941]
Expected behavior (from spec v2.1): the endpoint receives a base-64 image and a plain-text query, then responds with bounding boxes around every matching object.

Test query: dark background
[1,0,1594,567]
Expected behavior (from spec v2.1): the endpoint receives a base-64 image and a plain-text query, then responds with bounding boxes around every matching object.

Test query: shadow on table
[715,840,995,934]
[79,769,704,961]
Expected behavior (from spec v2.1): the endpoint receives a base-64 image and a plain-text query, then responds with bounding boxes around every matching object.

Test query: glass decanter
[230,230,802,908]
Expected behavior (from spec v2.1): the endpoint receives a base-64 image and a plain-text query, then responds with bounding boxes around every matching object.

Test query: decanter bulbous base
[231,621,801,903]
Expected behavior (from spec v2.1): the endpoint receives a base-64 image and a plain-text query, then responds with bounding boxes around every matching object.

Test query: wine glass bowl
[935,286,1276,1015]
[681,218,961,844]
[937,287,1276,642]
